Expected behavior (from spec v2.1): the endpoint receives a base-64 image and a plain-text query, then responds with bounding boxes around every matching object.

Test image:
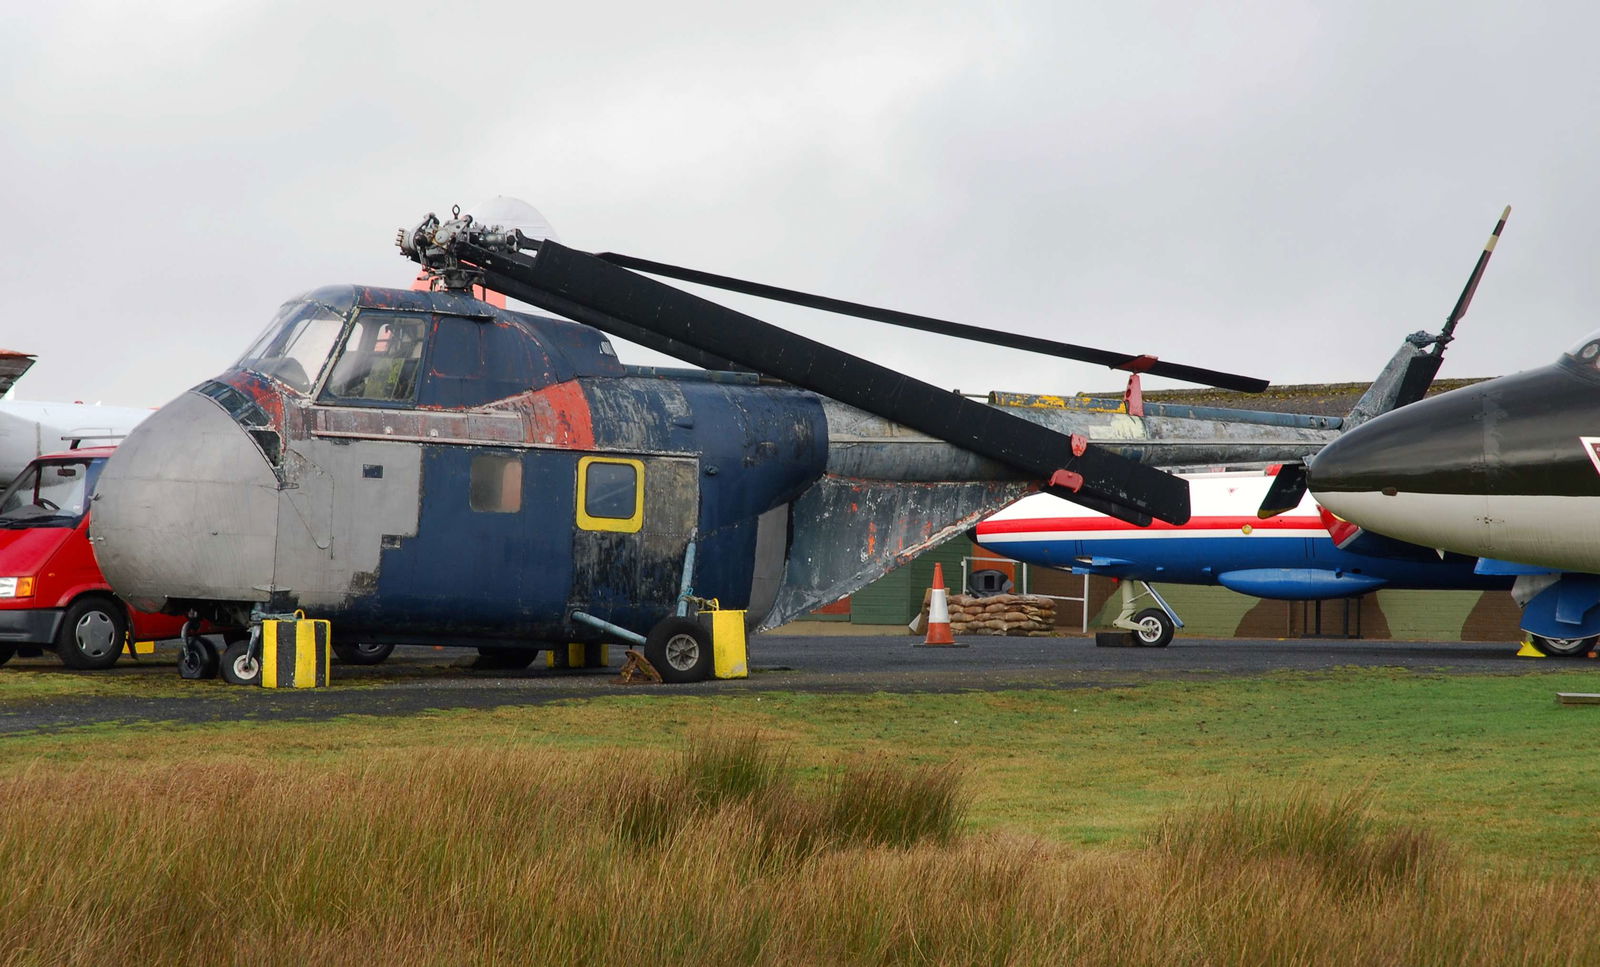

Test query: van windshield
[0,460,97,528]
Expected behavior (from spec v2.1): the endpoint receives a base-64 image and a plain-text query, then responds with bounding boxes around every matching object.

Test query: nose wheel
[220,640,262,685]
[177,621,220,680]
[1131,608,1176,648]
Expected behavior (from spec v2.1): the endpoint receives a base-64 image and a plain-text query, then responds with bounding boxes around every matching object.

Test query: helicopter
[88,204,1338,683]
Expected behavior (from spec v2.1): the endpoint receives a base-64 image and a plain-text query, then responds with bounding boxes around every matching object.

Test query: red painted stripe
[976,514,1324,535]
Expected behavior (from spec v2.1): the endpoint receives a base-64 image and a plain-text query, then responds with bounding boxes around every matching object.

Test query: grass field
[4,667,1600,963]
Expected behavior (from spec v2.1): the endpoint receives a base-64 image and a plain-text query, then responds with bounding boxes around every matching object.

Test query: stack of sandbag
[912,593,1057,636]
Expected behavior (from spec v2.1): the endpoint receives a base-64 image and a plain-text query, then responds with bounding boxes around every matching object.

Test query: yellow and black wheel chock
[259,611,331,688]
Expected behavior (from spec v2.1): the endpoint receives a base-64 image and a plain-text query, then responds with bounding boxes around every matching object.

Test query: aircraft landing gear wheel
[644,617,713,683]
[178,633,219,680]
[333,642,394,665]
[55,597,127,670]
[1132,608,1175,648]
[1530,634,1596,658]
[0,645,13,667]
[220,641,261,685]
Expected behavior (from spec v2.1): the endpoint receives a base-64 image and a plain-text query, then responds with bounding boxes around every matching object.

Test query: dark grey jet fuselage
[1310,332,1600,651]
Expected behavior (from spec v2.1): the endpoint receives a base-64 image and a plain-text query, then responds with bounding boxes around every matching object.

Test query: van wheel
[0,645,13,667]
[220,641,261,685]
[56,597,127,670]
[333,642,394,665]
[644,617,713,683]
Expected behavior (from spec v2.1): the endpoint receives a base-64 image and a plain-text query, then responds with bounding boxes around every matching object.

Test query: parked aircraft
[85,205,1357,683]
[1306,330,1600,655]
[0,351,151,483]
[1240,206,1600,654]
[975,469,1509,645]
[976,208,1520,648]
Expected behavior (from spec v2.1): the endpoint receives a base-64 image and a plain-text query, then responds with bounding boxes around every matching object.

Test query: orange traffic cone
[917,563,964,647]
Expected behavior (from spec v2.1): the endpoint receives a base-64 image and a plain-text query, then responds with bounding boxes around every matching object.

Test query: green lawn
[5,667,1599,869]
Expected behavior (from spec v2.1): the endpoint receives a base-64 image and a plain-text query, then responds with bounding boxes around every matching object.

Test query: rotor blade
[1388,353,1446,411]
[1257,463,1309,519]
[1440,205,1510,346]
[594,251,1270,393]
[452,239,1191,524]
[1389,206,1511,409]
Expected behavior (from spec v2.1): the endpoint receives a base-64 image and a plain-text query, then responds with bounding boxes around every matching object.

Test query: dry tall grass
[2,736,1596,965]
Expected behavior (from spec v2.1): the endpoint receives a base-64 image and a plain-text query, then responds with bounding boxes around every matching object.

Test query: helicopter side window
[469,454,523,513]
[321,312,427,404]
[576,457,643,534]
[235,302,346,394]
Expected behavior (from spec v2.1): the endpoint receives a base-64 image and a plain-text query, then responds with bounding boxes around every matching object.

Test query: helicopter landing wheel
[644,617,713,683]
[178,622,219,680]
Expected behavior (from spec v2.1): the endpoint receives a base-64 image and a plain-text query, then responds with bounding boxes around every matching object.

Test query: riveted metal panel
[764,475,1030,630]
[270,436,422,610]
[93,392,280,611]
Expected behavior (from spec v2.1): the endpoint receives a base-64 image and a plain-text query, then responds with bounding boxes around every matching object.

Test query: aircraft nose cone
[1309,362,1599,554]
[1311,386,1488,499]
[93,390,280,614]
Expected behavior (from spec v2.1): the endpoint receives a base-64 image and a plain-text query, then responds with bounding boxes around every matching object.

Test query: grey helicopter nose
[93,390,281,614]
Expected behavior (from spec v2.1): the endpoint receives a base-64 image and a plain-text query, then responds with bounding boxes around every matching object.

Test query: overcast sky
[2,1,1595,408]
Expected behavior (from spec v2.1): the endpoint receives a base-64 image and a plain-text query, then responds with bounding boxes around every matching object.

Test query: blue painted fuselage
[975,475,1511,600]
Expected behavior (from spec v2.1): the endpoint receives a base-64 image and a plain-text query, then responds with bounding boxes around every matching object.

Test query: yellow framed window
[577,456,644,533]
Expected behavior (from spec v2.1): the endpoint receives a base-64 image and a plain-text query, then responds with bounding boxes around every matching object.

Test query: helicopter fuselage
[92,285,832,646]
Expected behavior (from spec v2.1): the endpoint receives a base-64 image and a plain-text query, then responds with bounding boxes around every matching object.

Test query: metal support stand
[571,611,647,647]
[675,539,698,617]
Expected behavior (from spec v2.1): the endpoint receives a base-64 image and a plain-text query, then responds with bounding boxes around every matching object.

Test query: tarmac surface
[0,633,1564,736]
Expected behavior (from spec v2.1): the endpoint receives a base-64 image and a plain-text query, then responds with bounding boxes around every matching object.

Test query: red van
[0,447,192,669]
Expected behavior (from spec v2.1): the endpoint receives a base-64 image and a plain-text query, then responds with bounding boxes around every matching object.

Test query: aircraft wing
[0,351,36,398]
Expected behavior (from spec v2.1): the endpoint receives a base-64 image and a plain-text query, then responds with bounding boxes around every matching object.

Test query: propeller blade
[1257,463,1309,519]
[595,251,1270,393]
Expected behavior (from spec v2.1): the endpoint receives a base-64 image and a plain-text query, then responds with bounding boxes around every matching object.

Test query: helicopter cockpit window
[235,302,346,394]
[321,312,428,404]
